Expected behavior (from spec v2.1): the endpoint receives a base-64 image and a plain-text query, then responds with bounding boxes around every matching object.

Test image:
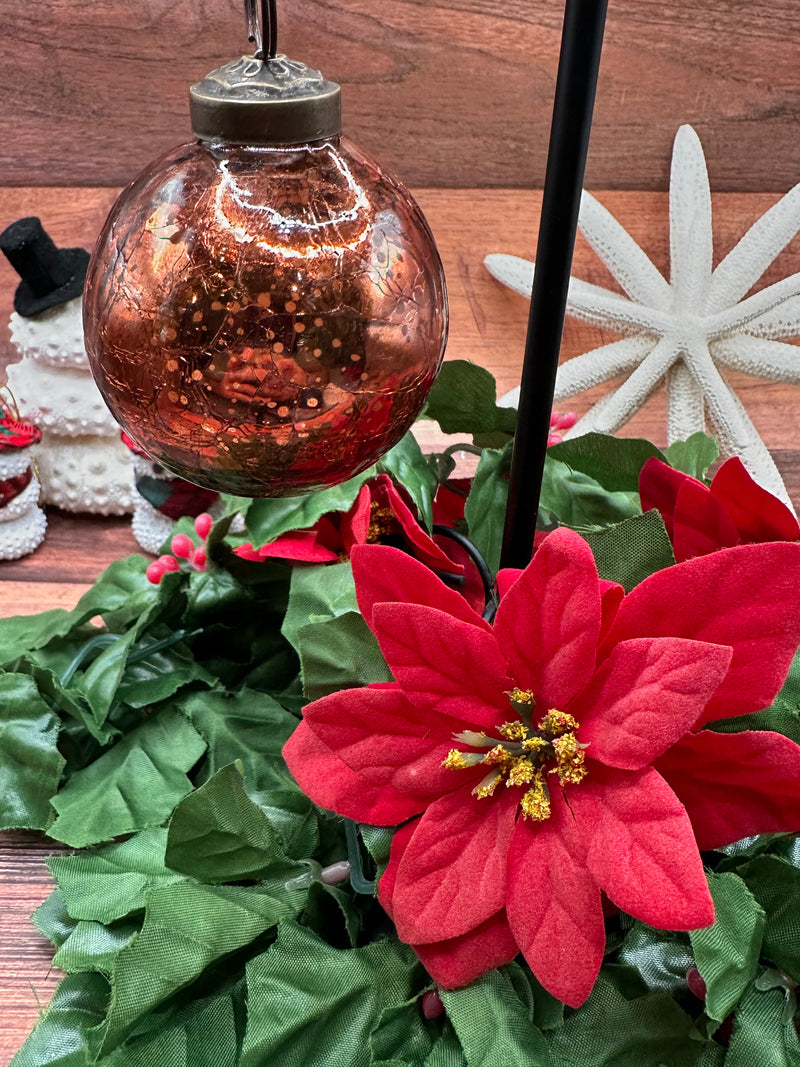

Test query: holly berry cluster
[145,512,213,584]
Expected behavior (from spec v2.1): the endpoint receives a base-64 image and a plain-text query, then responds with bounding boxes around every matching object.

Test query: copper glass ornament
[83,6,447,497]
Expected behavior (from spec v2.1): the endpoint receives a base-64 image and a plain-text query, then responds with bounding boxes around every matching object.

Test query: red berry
[687,967,707,1000]
[146,561,165,585]
[157,554,180,572]
[194,512,213,540]
[192,549,207,570]
[421,989,445,1020]
[171,534,194,559]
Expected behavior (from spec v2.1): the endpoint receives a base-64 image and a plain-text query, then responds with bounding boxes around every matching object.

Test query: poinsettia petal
[710,457,800,543]
[599,580,625,643]
[570,637,732,769]
[655,729,800,850]
[379,819,518,987]
[568,764,714,931]
[496,568,524,601]
[302,684,479,801]
[234,529,341,563]
[371,603,511,727]
[506,788,605,1007]
[339,482,373,554]
[603,541,800,725]
[352,544,489,632]
[375,475,462,575]
[672,479,741,562]
[392,782,518,944]
[638,457,690,538]
[493,527,602,707]
[282,721,426,825]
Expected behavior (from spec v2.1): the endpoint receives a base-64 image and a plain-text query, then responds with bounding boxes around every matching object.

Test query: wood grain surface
[2,182,800,1061]
[1,1,800,191]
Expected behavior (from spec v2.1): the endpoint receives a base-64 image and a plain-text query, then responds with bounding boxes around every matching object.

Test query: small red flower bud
[171,534,194,559]
[192,549,208,570]
[157,554,180,572]
[145,561,165,585]
[194,512,213,540]
[687,966,707,1000]
[421,989,445,1020]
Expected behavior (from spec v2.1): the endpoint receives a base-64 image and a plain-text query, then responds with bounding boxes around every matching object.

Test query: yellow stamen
[483,745,513,768]
[507,687,534,706]
[473,768,504,799]
[522,736,548,754]
[454,730,491,747]
[442,749,484,771]
[506,756,536,788]
[499,720,529,742]
[539,709,580,737]
[520,774,551,821]
[551,732,588,785]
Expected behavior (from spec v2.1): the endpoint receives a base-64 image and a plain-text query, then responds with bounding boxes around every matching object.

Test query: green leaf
[548,433,665,493]
[616,924,694,993]
[87,881,295,1058]
[441,964,550,1066]
[423,360,517,438]
[540,457,641,529]
[48,829,184,924]
[725,982,800,1067]
[690,872,765,1022]
[370,998,463,1067]
[580,511,676,592]
[165,763,297,884]
[54,918,140,974]
[48,707,207,848]
[664,432,720,480]
[10,973,110,1067]
[74,555,175,632]
[281,561,358,652]
[177,687,300,796]
[464,442,512,574]
[739,855,800,981]
[0,673,65,830]
[548,975,699,1067]
[76,628,140,726]
[0,608,77,668]
[240,922,423,1067]
[296,611,393,700]
[33,889,78,950]
[244,469,376,548]
[377,432,438,531]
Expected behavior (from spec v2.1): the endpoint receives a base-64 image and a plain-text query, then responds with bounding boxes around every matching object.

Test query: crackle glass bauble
[83,136,447,496]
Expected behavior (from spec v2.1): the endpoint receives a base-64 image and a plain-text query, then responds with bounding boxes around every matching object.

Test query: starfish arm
[683,340,796,509]
[669,126,713,314]
[578,191,672,308]
[483,252,670,334]
[708,182,800,313]
[745,294,800,339]
[707,271,800,338]
[562,337,678,437]
[666,362,706,442]
[553,336,655,401]
[711,335,800,385]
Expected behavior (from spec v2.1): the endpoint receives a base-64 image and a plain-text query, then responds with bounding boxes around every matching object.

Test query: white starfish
[486,124,800,508]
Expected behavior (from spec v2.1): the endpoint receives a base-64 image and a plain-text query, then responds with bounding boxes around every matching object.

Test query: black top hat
[0,216,90,317]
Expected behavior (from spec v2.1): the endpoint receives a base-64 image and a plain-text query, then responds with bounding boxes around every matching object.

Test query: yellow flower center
[442,688,588,821]
[367,501,401,543]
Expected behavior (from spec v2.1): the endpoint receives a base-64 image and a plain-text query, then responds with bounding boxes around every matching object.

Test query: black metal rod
[261,0,278,59]
[500,0,608,569]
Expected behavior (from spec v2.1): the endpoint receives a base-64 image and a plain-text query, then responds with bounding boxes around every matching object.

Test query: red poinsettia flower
[283,528,800,1006]
[640,456,800,562]
[235,473,461,574]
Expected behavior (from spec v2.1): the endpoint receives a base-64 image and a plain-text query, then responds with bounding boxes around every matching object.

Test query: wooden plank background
[1,0,800,191]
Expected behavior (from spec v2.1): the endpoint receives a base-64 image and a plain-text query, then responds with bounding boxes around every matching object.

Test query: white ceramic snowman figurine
[0,408,47,560]
[1,217,132,515]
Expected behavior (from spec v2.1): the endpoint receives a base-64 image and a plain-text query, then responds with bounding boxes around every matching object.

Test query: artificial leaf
[48,829,184,924]
[54,918,140,974]
[48,708,206,848]
[244,469,376,548]
[281,561,358,651]
[548,433,665,493]
[464,442,512,575]
[115,632,213,708]
[10,973,110,1067]
[378,431,438,531]
[369,998,462,1067]
[689,871,765,1022]
[76,628,140,727]
[664,432,720,481]
[87,881,294,1058]
[580,511,676,592]
[240,921,423,1067]
[547,975,699,1067]
[296,612,393,700]
[166,763,297,884]
[0,672,65,830]
[739,855,800,981]
[423,360,517,438]
[441,965,550,1067]
[616,924,694,993]
[725,981,800,1067]
[0,607,77,668]
[540,457,641,530]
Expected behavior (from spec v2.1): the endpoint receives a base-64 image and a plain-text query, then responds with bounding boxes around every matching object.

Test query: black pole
[500,0,608,569]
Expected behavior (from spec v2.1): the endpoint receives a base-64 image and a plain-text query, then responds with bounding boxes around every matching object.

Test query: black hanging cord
[433,525,498,623]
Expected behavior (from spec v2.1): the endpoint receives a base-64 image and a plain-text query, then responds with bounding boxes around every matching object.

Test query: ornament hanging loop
[245,0,278,62]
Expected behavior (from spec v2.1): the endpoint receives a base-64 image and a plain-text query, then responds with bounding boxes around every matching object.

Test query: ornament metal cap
[189,53,342,147]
